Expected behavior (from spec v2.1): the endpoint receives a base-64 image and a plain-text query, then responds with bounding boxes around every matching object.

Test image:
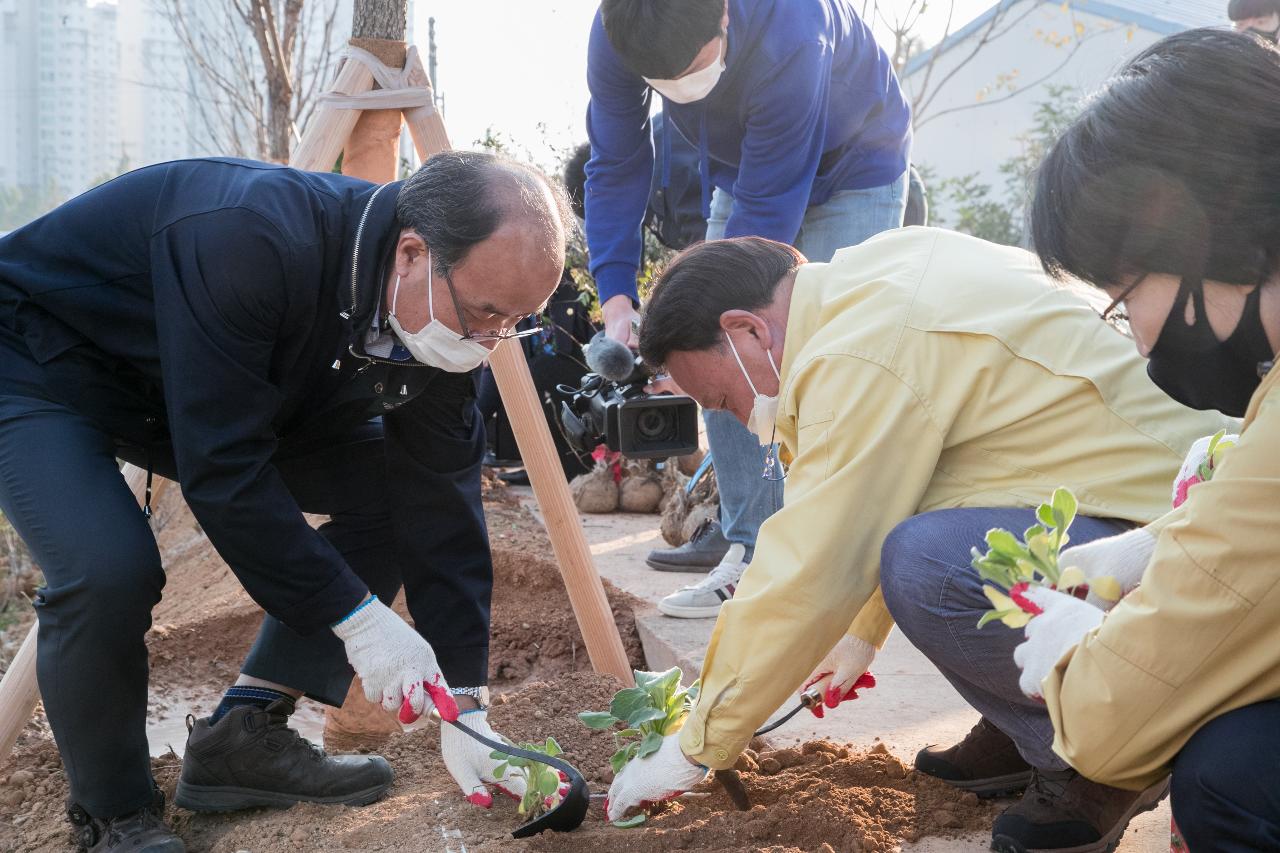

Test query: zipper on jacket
[342,181,392,321]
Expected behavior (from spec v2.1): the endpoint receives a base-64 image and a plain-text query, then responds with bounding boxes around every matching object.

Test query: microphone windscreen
[584,330,639,381]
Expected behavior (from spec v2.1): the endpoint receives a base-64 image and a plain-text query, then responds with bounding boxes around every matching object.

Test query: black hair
[601,0,724,80]
[1228,0,1280,21]
[396,150,572,276]
[1032,28,1280,292]
[563,142,591,220]
[638,237,805,369]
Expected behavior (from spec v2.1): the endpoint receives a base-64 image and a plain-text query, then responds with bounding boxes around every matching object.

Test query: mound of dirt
[142,487,644,701]
[0,674,994,853]
[509,739,996,853]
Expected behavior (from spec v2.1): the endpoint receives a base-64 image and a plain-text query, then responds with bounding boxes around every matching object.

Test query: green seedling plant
[489,737,566,823]
[971,486,1122,629]
[578,667,700,827]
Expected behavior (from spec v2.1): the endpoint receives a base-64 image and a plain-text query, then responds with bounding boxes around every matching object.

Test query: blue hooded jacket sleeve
[584,9,654,307]
[725,40,830,242]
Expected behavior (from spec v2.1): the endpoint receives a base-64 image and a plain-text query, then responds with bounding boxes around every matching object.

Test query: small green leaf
[579,711,620,730]
[613,814,647,828]
[637,730,664,759]
[1052,487,1077,531]
[1036,503,1056,527]
[609,747,631,774]
[536,772,560,796]
[628,706,669,728]
[489,750,506,762]
[616,728,640,738]
[544,737,563,757]
[985,529,1025,559]
[977,609,1009,629]
[610,687,658,724]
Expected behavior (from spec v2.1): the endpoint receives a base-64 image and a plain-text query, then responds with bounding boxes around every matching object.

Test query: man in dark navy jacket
[0,152,569,852]
[585,0,913,616]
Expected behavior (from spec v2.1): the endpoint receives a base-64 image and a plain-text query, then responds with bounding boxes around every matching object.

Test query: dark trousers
[1171,700,1280,851]
[0,327,470,819]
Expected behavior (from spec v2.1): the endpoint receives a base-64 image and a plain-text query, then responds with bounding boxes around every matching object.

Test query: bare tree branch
[914,4,1109,129]
[152,0,342,162]
[912,1,1042,125]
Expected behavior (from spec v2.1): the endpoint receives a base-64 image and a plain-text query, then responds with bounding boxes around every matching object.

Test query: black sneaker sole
[173,779,392,812]
[990,777,1170,853]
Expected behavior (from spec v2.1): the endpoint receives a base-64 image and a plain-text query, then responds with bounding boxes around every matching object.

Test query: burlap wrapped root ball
[570,462,619,514]
[659,465,719,546]
[618,459,665,514]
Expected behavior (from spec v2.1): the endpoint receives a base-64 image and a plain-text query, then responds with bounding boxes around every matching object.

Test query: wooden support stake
[399,53,633,684]
[487,342,634,681]
[289,54,375,175]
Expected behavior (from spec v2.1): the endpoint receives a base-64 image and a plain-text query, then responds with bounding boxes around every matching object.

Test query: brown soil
[508,740,996,853]
[0,673,992,853]
[142,486,645,700]
[0,476,993,852]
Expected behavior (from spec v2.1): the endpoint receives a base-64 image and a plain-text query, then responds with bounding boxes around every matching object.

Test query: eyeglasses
[441,271,546,342]
[1099,273,1147,325]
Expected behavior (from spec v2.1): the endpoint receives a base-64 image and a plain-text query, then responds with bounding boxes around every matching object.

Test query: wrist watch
[449,685,490,708]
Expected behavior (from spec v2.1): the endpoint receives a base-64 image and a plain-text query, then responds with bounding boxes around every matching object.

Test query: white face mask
[644,36,725,104]
[726,333,780,443]
[387,254,491,373]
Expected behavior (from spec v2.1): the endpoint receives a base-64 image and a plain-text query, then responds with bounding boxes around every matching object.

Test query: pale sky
[414,0,992,170]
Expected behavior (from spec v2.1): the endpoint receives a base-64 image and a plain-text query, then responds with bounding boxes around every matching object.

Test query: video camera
[559,334,699,460]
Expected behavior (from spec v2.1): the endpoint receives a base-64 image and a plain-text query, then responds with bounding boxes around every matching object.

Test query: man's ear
[719,309,773,351]
[395,229,428,278]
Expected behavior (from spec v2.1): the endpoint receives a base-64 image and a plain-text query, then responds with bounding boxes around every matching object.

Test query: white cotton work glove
[605,732,708,822]
[1058,527,1155,610]
[441,709,544,808]
[799,634,878,717]
[1012,587,1105,700]
[331,595,459,724]
[1172,432,1238,507]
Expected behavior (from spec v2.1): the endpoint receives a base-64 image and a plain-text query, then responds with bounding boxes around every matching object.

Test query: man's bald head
[396,150,572,278]
[387,151,572,348]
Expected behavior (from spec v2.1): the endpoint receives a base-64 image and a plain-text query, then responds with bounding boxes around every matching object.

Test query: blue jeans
[879,507,1129,770]
[1171,700,1280,851]
[704,175,908,558]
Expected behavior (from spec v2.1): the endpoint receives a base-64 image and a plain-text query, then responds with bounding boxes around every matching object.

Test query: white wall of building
[903,2,1170,200]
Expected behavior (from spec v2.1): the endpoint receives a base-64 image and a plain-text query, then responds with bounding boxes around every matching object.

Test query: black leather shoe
[175,698,393,811]
[68,788,185,853]
[645,519,730,572]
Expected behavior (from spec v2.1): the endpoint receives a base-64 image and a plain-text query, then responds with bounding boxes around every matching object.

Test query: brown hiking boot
[915,717,1033,797]
[175,698,393,812]
[991,768,1170,853]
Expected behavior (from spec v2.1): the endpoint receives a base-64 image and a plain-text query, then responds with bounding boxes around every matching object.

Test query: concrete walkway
[517,492,1173,853]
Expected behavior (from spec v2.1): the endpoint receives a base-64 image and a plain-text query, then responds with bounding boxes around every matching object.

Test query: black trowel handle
[444,719,585,782]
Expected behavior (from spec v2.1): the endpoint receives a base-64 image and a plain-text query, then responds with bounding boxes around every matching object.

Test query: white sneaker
[657,544,747,618]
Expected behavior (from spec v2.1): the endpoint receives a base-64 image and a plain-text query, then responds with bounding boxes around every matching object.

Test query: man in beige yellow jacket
[604,227,1229,851]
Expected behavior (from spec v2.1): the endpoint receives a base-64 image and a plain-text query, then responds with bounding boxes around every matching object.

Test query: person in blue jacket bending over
[585,0,912,617]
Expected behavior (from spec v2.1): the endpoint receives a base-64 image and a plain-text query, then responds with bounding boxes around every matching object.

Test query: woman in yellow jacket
[1012,28,1280,852]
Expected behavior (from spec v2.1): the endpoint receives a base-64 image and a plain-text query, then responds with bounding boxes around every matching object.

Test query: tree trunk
[341,0,408,182]
[351,0,406,40]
